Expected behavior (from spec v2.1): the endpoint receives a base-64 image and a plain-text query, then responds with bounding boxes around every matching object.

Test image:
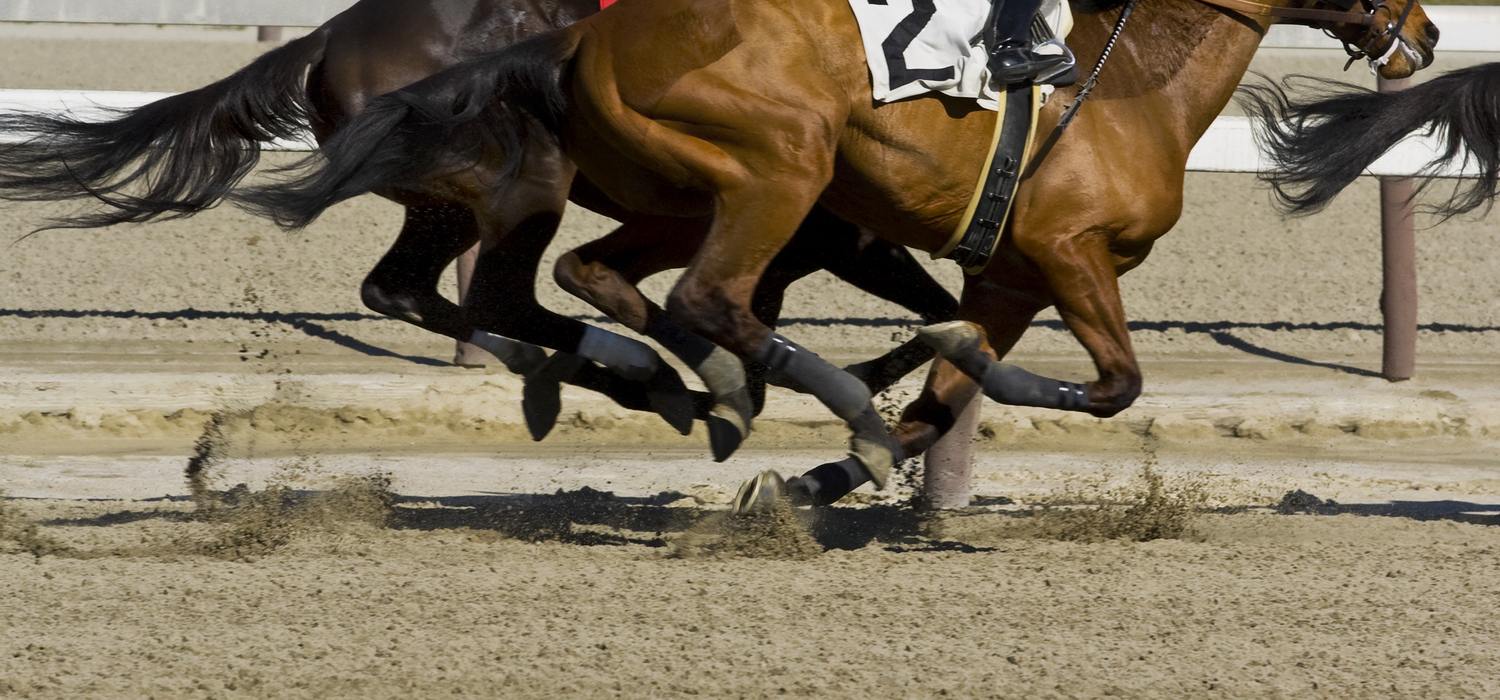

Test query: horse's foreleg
[920,242,1140,418]
[554,215,755,461]
[666,186,903,507]
[784,281,1045,506]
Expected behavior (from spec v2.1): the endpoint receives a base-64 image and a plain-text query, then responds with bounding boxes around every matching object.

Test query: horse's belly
[828,99,997,253]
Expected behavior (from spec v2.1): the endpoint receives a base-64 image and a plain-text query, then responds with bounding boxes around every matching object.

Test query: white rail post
[256,26,284,42]
[453,242,488,367]
[923,386,980,509]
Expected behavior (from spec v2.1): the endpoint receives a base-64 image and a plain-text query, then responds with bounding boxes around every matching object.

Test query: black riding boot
[987,0,1074,86]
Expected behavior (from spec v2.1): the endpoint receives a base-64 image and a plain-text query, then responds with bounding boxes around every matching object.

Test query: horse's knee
[553,249,624,300]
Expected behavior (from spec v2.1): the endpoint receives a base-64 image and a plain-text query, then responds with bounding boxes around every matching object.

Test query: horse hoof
[646,366,695,436]
[706,400,752,462]
[521,379,562,441]
[732,470,786,515]
[707,417,744,463]
[916,321,980,358]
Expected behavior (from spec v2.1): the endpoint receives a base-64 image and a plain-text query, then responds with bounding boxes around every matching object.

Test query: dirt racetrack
[3,24,1500,700]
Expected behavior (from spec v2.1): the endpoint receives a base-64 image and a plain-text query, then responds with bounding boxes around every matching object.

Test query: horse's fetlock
[551,252,584,291]
[359,279,405,317]
[1087,376,1141,417]
[665,286,732,342]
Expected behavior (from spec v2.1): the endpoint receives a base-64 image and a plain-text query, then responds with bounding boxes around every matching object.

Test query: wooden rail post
[1378,75,1417,382]
[923,386,980,509]
[452,242,488,367]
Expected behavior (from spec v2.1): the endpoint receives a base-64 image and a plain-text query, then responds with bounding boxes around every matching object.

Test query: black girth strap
[945,84,1033,271]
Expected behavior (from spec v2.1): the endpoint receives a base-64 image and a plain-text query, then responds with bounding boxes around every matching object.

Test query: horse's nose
[1424,21,1440,49]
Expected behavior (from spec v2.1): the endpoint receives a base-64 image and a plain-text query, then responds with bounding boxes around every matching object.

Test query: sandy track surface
[5,494,1500,699]
[3,27,1500,700]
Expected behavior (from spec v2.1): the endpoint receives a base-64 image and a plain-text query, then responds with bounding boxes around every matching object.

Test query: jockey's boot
[987,0,1077,86]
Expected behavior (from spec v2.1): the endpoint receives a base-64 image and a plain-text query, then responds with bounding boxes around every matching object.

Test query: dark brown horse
[232,0,1437,509]
[0,0,958,457]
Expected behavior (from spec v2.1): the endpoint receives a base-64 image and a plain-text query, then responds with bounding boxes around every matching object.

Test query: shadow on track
[8,308,1497,375]
[14,489,1499,559]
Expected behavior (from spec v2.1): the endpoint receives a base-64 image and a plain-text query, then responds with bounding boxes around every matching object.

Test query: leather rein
[1197,0,1374,27]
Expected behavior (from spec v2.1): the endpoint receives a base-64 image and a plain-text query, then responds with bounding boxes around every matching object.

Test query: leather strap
[1193,0,1375,27]
[938,84,1042,273]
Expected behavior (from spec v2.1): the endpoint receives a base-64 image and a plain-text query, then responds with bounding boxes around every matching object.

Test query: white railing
[0,0,358,27]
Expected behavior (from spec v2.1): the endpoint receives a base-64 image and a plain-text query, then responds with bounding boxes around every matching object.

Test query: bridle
[1192,0,1424,73]
[1030,0,1427,189]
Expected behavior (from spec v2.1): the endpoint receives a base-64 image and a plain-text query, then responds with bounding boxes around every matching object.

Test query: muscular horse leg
[361,196,692,438]
[765,207,961,395]
[554,203,959,462]
[921,235,1142,418]
[665,174,904,509]
[555,214,755,461]
[785,278,1049,506]
[360,200,486,342]
[460,195,697,440]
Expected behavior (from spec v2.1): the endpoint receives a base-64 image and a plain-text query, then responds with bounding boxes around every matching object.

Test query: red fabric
[600,0,617,7]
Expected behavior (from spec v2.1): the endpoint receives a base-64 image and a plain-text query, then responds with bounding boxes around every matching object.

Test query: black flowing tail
[233,31,580,231]
[1237,63,1500,220]
[0,29,330,230]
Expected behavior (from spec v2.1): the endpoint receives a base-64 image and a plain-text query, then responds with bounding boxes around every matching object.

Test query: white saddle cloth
[847,0,1071,110]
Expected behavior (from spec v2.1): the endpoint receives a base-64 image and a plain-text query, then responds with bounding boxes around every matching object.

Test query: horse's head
[1302,0,1438,79]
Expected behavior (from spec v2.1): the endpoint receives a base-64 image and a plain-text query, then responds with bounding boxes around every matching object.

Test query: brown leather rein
[1195,0,1375,27]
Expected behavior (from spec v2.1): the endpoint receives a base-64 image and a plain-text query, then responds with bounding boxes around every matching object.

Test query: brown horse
[234,0,1438,507]
[0,0,957,456]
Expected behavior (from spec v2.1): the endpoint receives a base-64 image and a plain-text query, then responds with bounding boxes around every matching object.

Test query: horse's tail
[1237,64,1500,219]
[0,29,331,230]
[232,30,581,230]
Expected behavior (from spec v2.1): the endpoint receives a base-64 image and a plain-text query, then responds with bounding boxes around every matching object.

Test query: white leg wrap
[468,330,546,375]
[577,326,660,381]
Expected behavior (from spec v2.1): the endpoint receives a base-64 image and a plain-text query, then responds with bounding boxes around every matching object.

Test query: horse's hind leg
[459,205,698,439]
[761,207,960,395]
[363,197,693,438]
[665,181,905,505]
[555,214,756,461]
[361,202,488,339]
[784,281,1047,505]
